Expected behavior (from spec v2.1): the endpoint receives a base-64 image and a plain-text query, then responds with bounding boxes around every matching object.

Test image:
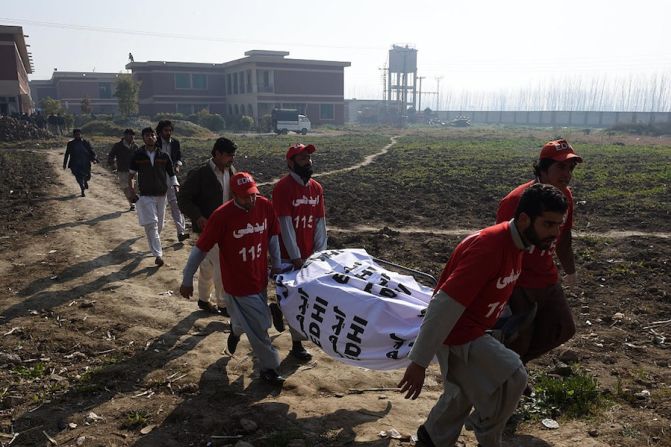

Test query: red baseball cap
[539,139,583,163]
[286,143,316,160]
[230,172,259,196]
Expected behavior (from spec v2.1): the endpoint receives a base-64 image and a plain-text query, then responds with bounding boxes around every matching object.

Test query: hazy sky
[3,0,670,100]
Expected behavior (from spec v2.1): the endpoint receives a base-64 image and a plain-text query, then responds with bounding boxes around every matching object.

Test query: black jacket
[63,139,97,172]
[157,136,181,167]
[107,139,138,172]
[178,161,235,233]
[129,147,176,196]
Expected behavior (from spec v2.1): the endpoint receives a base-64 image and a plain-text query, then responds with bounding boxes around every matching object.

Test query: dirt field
[0,128,670,447]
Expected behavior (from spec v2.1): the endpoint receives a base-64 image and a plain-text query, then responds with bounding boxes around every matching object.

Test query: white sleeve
[182,246,207,287]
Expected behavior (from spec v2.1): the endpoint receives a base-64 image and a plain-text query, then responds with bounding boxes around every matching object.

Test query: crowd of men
[71,123,583,446]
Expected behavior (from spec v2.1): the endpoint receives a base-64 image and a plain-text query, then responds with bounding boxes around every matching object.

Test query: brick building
[0,25,33,114]
[30,71,121,114]
[127,50,350,125]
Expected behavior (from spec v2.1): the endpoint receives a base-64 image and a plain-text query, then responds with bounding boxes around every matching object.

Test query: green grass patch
[520,369,603,420]
[121,409,150,430]
[14,362,47,379]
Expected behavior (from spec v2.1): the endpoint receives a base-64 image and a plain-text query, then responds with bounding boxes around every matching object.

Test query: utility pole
[418,76,425,112]
[435,76,443,111]
[378,65,387,101]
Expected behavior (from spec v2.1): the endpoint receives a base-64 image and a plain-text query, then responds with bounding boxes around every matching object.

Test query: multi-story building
[30,71,121,114]
[127,50,350,125]
[0,25,33,114]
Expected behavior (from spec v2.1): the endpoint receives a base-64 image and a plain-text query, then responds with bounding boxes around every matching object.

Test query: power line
[0,17,385,52]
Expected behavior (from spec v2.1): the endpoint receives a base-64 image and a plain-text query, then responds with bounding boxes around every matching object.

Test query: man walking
[108,128,139,211]
[270,143,326,361]
[156,120,189,242]
[63,129,97,197]
[496,139,582,365]
[179,172,286,385]
[128,127,179,266]
[398,183,568,447]
[178,137,237,315]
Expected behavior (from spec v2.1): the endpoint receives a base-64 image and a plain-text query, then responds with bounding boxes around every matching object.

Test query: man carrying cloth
[179,172,286,385]
[496,139,582,365]
[270,143,327,361]
[398,183,568,447]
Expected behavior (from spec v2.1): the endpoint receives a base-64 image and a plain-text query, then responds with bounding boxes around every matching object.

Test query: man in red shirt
[495,139,582,365]
[179,172,285,385]
[270,143,327,361]
[398,183,568,447]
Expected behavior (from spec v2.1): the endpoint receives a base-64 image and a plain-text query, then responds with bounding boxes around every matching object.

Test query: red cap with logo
[539,139,583,163]
[230,172,259,196]
[286,143,316,160]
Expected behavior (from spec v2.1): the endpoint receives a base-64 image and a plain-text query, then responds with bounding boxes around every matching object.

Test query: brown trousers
[506,283,576,363]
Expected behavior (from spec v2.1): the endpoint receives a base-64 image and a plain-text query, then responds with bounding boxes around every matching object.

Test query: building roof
[0,25,33,73]
[125,50,350,71]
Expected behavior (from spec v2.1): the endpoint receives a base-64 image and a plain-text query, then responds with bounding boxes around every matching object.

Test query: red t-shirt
[435,221,524,345]
[496,180,574,288]
[271,175,325,259]
[196,196,280,296]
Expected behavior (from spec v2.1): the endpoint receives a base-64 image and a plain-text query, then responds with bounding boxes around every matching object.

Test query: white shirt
[208,159,230,202]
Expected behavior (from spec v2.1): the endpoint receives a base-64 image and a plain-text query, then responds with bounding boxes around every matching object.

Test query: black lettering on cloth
[379,272,390,286]
[379,287,397,298]
[343,261,362,274]
[313,250,343,262]
[296,314,306,335]
[395,282,412,296]
[346,316,368,344]
[331,306,346,335]
[275,277,289,300]
[298,288,309,315]
[332,273,350,284]
[328,335,343,357]
[343,316,368,360]
[352,267,375,281]
[311,296,328,323]
[309,322,322,347]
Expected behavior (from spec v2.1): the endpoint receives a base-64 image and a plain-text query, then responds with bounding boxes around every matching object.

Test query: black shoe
[129,204,135,211]
[177,233,190,242]
[219,307,230,318]
[416,425,436,447]
[84,181,89,189]
[197,299,220,314]
[260,368,286,385]
[227,331,240,354]
[269,302,285,332]
[290,343,312,362]
[81,190,86,197]
[154,257,164,266]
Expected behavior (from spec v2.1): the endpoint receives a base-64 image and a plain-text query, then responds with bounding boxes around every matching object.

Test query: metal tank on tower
[387,44,418,116]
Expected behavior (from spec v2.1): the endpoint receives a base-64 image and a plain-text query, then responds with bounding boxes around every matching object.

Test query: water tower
[387,45,418,114]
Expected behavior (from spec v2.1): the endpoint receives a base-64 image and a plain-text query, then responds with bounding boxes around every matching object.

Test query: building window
[246,70,252,93]
[177,103,192,114]
[175,74,190,89]
[227,104,233,115]
[192,74,207,90]
[234,104,239,115]
[226,74,232,95]
[238,72,245,94]
[320,104,335,120]
[256,70,273,92]
[233,73,239,95]
[99,83,112,99]
[247,104,253,116]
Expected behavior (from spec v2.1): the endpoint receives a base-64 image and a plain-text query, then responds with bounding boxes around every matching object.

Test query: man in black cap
[178,137,237,315]
[108,128,139,211]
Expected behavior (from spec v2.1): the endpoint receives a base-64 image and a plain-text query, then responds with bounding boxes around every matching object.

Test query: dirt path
[330,224,671,240]
[257,136,398,187]
[0,149,615,446]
